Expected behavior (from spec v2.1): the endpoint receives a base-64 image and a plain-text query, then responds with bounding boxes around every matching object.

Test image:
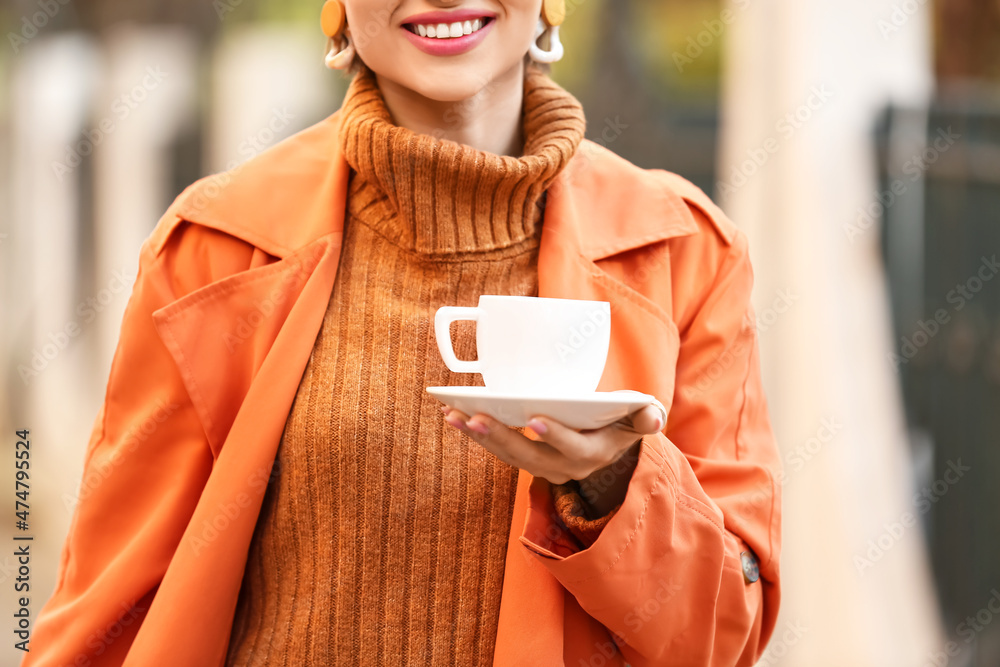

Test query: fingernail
[653,415,664,432]
[467,419,489,435]
[526,418,547,435]
[440,405,451,413]
[445,415,465,430]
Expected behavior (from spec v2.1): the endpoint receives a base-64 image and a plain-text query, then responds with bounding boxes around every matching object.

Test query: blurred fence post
[93,25,199,374]
[208,24,341,174]
[4,33,101,667]
[718,0,945,664]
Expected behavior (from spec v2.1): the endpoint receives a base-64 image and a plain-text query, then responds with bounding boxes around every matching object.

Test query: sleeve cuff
[550,481,622,549]
[520,433,676,569]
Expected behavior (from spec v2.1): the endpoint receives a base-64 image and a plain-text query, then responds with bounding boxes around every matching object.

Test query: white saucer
[426,386,667,430]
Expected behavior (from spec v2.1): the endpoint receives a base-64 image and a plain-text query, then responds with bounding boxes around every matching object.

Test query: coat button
[741,550,760,584]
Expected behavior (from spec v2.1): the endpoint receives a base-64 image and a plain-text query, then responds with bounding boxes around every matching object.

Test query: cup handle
[434,307,484,374]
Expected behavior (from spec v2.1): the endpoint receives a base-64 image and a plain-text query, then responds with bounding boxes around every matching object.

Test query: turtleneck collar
[337,62,587,255]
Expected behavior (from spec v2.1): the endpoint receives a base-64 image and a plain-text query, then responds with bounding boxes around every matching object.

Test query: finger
[443,408,471,431]
[528,409,654,471]
[524,414,601,464]
[625,404,665,435]
[442,411,590,483]
[464,414,573,474]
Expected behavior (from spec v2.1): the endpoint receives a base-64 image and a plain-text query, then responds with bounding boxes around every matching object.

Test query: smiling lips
[406,18,491,39]
[401,11,497,56]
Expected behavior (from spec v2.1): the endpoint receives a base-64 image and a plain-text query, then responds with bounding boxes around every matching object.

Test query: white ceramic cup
[434,295,611,395]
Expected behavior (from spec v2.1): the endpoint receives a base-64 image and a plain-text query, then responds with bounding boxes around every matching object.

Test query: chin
[409,67,500,103]
[376,52,523,105]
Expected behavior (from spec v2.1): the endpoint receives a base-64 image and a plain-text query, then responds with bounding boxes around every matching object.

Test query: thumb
[631,403,666,435]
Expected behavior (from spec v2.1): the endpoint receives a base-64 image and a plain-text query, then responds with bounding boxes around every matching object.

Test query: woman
[23,1,782,665]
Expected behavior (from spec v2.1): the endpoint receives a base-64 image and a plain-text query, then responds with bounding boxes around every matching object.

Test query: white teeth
[412,18,487,38]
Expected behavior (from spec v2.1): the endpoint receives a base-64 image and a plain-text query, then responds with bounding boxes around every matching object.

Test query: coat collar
[154,108,703,261]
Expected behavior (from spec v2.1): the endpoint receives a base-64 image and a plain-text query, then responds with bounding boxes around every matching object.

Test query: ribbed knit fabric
[224,62,587,666]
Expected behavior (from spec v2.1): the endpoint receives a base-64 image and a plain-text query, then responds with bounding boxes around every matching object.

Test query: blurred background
[1,0,998,665]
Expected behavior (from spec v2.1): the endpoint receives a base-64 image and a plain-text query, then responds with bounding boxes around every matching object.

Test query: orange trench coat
[24,108,782,667]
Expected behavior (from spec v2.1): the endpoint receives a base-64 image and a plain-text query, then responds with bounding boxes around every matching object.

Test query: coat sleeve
[22,219,247,666]
[518,224,782,667]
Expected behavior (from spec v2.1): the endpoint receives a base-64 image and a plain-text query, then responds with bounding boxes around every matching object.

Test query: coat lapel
[133,107,700,665]
[129,234,344,665]
[150,237,338,458]
[126,115,352,665]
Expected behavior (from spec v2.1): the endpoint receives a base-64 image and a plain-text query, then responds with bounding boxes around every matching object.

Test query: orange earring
[541,0,566,27]
[321,0,346,38]
[531,0,565,63]
[320,0,354,70]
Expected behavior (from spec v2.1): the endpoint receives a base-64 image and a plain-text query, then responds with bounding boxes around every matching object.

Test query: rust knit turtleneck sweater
[224,62,588,666]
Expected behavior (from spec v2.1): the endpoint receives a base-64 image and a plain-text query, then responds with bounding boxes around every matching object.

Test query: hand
[440,403,666,515]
